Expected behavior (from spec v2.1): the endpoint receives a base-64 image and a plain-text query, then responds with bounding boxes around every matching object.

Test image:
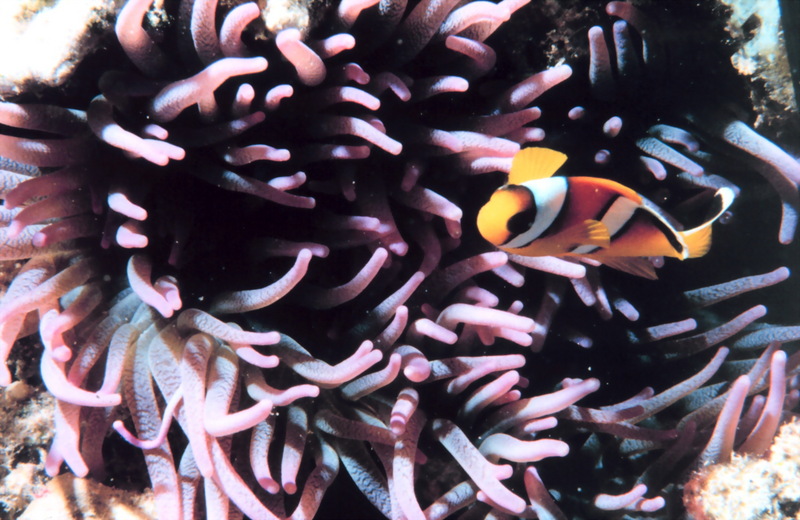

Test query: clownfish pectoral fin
[680,187,736,259]
[508,147,568,185]
[596,256,658,280]
[561,219,611,249]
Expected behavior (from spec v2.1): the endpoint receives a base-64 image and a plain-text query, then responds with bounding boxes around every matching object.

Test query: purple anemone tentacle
[432,418,526,514]
[210,249,313,314]
[695,375,751,466]
[191,0,222,64]
[524,466,567,520]
[177,309,280,345]
[446,36,497,75]
[500,65,573,112]
[116,0,170,75]
[0,102,87,136]
[683,267,790,308]
[149,57,268,122]
[297,248,389,310]
[267,336,382,388]
[388,0,462,66]
[593,484,648,511]
[220,2,261,57]
[88,95,186,166]
[738,350,788,455]
[276,29,327,86]
[658,305,767,357]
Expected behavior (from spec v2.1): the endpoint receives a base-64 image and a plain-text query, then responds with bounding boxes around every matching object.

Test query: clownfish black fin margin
[679,187,736,259]
[593,256,658,280]
[508,147,568,185]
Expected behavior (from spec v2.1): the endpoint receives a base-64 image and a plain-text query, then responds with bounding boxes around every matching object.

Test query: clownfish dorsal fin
[560,219,611,248]
[508,147,568,185]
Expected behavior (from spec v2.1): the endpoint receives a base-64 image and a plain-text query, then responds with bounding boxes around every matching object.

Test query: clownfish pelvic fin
[678,187,736,259]
[508,147,568,185]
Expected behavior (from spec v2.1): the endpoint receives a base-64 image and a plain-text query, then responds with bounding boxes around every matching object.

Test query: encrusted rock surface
[0,0,120,99]
[0,381,53,518]
[19,474,155,520]
[720,0,798,136]
[684,419,800,520]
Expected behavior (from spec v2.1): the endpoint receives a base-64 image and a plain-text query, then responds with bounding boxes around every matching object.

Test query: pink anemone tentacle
[276,28,327,86]
[210,249,313,314]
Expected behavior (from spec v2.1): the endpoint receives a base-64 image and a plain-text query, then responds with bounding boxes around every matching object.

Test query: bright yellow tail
[680,187,735,258]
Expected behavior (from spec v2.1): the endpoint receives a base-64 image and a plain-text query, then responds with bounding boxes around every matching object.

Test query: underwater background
[0,0,798,518]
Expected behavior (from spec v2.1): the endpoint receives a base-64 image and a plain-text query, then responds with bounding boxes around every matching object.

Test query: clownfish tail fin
[708,187,736,220]
[508,147,568,185]
[682,226,713,258]
[680,187,735,259]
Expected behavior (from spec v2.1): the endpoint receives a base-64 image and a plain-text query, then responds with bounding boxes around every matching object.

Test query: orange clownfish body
[476,147,735,279]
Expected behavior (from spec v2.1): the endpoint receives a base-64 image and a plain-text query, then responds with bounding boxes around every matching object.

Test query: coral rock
[20,474,156,520]
[684,419,800,520]
[0,0,120,98]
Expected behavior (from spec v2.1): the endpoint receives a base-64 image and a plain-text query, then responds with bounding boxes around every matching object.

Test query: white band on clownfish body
[571,196,639,254]
[502,176,568,249]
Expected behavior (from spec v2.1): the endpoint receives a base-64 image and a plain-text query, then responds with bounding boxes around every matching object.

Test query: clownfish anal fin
[509,147,568,185]
[561,219,611,249]
[596,256,658,280]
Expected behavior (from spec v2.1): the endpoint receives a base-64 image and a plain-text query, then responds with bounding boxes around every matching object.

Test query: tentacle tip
[606,1,624,15]
[52,346,73,363]
[403,367,428,383]
[264,331,282,344]
[250,111,267,124]
[773,349,788,363]
[31,232,49,248]
[259,478,281,494]
[112,420,132,441]
[6,221,24,240]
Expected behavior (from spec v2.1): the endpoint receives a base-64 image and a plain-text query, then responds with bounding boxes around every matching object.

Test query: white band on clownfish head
[502,176,568,249]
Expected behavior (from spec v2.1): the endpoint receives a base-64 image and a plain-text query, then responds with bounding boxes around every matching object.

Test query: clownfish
[476,147,735,279]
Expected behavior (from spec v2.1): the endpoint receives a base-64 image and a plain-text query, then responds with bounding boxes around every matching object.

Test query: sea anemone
[0,0,797,519]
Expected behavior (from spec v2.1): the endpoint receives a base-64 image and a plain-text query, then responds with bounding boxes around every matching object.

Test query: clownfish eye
[506,205,537,235]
